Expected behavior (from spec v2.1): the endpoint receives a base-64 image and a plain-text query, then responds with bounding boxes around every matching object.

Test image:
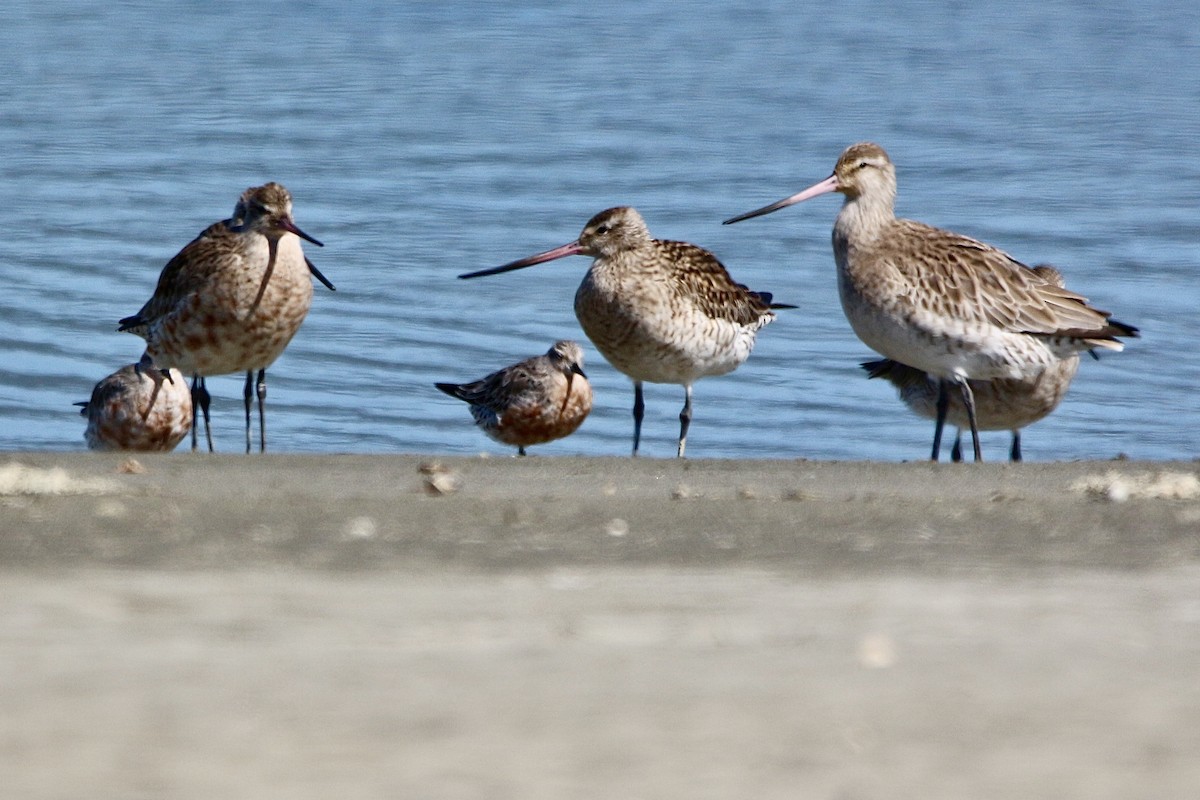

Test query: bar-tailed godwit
[461,206,788,457]
[77,362,192,451]
[435,340,593,455]
[118,182,330,453]
[724,142,1137,461]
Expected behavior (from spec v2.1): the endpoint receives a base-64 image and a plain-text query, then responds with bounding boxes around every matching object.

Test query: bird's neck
[834,190,895,248]
[594,247,654,278]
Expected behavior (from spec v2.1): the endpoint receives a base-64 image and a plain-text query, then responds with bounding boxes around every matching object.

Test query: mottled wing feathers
[436,364,538,411]
[886,220,1134,345]
[119,220,235,331]
[656,239,776,326]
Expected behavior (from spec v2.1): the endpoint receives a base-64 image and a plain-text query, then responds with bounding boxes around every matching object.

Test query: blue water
[2,1,1197,460]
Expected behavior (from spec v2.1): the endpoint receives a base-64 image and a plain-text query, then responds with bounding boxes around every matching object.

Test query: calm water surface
[2,1,1197,460]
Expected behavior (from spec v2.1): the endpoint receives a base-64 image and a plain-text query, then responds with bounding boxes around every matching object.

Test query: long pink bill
[722,173,840,225]
[459,241,585,279]
[278,217,325,247]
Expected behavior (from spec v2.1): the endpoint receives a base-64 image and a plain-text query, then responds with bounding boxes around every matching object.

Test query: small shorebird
[724,142,1137,461]
[435,340,593,455]
[77,363,192,452]
[460,206,788,457]
[118,182,332,453]
[863,265,1082,462]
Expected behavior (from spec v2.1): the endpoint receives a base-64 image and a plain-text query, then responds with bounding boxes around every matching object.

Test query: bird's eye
[857,161,870,170]
[595,224,610,234]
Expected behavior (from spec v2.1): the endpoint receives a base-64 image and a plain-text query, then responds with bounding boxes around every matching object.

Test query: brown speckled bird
[118,182,332,453]
[725,142,1136,461]
[461,206,789,457]
[436,340,593,455]
[77,363,192,452]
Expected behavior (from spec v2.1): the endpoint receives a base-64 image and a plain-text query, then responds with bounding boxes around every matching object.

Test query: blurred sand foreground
[2,453,1198,799]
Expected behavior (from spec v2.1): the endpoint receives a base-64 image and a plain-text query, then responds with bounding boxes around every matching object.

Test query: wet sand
[2,453,1199,799]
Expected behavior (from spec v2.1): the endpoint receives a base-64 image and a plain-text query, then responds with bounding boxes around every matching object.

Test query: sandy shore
[2,453,1199,799]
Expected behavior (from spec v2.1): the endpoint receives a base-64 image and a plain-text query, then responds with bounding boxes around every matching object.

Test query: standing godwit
[460,206,788,457]
[77,362,192,451]
[118,182,331,453]
[435,340,593,455]
[724,142,1137,461]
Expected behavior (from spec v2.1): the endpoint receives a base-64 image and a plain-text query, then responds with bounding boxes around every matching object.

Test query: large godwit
[724,142,1137,461]
[460,206,788,457]
[435,340,593,455]
[861,265,1081,462]
[118,182,331,453]
[77,362,192,451]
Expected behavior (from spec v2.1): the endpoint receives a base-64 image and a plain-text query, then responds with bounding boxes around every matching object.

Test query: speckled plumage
[78,363,192,452]
[461,206,785,457]
[118,182,326,453]
[436,340,593,455]
[725,142,1136,461]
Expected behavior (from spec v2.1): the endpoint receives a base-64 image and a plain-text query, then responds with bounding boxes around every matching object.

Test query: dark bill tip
[306,257,336,291]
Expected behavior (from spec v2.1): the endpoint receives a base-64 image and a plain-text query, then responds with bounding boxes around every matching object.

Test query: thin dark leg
[200,378,213,452]
[518,446,527,456]
[950,430,964,463]
[677,384,693,458]
[191,374,213,452]
[931,380,949,462]
[1010,430,1023,463]
[190,375,200,452]
[243,371,253,454]
[256,369,267,453]
[956,377,983,462]
[632,381,645,456]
